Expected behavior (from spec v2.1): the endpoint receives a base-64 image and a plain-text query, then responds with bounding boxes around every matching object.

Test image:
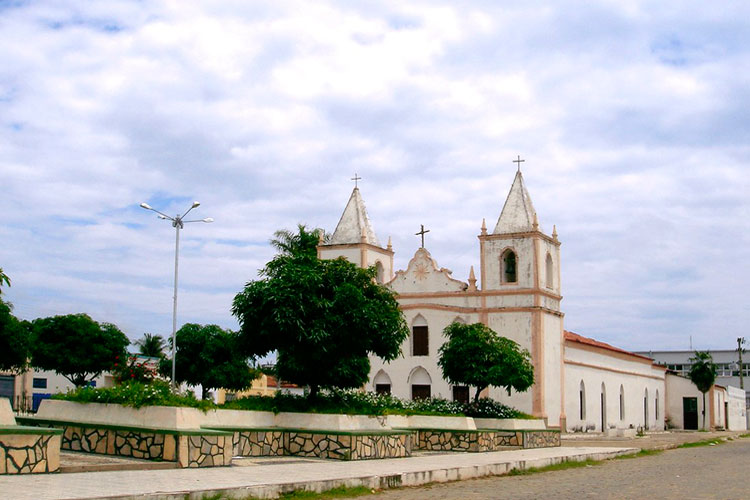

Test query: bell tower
[478,165,565,427]
[318,183,394,283]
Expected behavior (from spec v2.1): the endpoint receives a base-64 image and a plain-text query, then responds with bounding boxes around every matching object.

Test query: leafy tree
[438,322,534,402]
[172,323,258,399]
[0,300,29,373]
[232,225,409,399]
[689,351,717,430]
[135,333,166,358]
[30,313,129,387]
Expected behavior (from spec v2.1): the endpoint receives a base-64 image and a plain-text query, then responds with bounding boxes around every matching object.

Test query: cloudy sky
[1,1,748,353]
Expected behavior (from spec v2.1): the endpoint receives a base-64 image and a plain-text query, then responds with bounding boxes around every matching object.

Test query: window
[502,250,517,283]
[412,315,429,356]
[453,386,470,404]
[655,390,659,421]
[579,381,586,420]
[32,378,47,389]
[412,385,431,400]
[619,385,625,420]
[375,384,391,394]
[375,261,385,284]
[545,253,553,288]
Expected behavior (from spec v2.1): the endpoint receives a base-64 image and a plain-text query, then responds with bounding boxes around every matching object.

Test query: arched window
[412,315,429,356]
[655,390,659,422]
[579,380,586,420]
[375,261,385,284]
[373,370,392,394]
[502,250,517,283]
[451,316,466,325]
[619,385,625,420]
[644,388,649,430]
[545,253,553,288]
[409,366,432,400]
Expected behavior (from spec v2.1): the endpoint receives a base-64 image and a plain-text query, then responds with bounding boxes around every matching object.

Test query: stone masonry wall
[522,430,561,448]
[233,430,285,457]
[182,434,232,468]
[417,429,559,452]
[0,433,61,474]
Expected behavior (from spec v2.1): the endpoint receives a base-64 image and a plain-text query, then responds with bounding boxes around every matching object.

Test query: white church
[317,168,745,432]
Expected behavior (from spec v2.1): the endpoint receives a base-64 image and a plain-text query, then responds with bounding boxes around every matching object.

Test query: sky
[1,1,749,353]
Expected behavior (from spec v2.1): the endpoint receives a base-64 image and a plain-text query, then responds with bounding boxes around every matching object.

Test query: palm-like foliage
[0,267,10,294]
[135,333,166,358]
[688,351,717,430]
[269,224,325,260]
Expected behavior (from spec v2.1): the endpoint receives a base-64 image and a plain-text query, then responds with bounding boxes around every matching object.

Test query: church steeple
[329,187,380,246]
[494,170,538,234]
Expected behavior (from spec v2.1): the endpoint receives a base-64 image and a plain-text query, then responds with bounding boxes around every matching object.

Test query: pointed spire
[532,213,539,231]
[318,229,325,245]
[552,224,558,242]
[468,265,477,291]
[493,170,539,234]
[481,218,487,235]
[387,236,392,251]
[329,187,381,246]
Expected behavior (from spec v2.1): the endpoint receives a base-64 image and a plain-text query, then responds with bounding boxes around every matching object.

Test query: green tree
[688,350,717,430]
[134,333,166,358]
[172,323,257,399]
[232,225,409,399]
[0,300,29,373]
[30,313,129,387]
[438,322,534,402]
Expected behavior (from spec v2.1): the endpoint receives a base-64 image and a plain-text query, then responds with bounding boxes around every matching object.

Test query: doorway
[683,397,698,430]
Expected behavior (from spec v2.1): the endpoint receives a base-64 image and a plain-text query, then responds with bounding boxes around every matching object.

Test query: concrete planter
[36,400,204,430]
[406,415,477,430]
[473,418,547,430]
[273,412,390,431]
[200,408,275,428]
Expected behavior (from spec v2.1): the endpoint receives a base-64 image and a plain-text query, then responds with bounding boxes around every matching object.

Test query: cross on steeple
[513,155,525,172]
[351,173,362,188]
[415,224,430,248]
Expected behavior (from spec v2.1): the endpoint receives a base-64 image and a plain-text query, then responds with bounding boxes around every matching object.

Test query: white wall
[665,373,707,430]
[726,385,747,431]
[565,343,665,432]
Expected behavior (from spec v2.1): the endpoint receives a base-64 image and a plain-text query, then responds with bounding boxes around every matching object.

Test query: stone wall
[225,429,412,460]
[0,431,61,474]
[19,419,232,468]
[416,429,559,452]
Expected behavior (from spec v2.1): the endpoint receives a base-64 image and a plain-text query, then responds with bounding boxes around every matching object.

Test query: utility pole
[738,337,746,390]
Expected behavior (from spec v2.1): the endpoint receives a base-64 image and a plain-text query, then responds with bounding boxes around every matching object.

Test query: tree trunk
[702,391,707,430]
[202,385,209,400]
[474,385,487,403]
[308,384,319,400]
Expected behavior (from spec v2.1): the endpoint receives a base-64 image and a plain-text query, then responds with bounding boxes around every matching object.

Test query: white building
[318,168,678,432]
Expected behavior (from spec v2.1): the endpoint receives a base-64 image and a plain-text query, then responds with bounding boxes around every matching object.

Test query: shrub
[53,380,216,410]
[112,355,158,384]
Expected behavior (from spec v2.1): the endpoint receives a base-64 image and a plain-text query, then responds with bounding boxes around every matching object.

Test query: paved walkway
[1,446,634,500]
[1,431,743,500]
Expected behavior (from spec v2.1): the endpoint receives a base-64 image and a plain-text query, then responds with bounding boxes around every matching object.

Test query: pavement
[0,430,743,500]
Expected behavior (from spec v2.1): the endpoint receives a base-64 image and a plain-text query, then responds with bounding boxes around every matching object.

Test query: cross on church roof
[513,155,525,172]
[415,224,430,248]
[351,173,362,188]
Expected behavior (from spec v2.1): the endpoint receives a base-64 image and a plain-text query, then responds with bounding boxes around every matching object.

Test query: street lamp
[140,201,213,388]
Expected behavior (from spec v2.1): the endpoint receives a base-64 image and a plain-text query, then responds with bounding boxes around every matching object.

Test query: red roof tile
[564,330,664,368]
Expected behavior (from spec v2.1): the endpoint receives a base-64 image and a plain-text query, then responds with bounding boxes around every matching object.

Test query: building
[318,168,680,432]
[636,349,749,407]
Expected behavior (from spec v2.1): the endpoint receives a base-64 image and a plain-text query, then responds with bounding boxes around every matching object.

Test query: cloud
[1,0,749,352]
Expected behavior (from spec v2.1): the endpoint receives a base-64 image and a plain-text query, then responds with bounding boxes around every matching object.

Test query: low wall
[404,415,477,430]
[416,429,560,452]
[36,400,205,430]
[18,418,232,468]
[210,427,412,460]
[0,427,62,474]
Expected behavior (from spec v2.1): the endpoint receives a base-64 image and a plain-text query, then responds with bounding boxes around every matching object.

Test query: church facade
[318,169,667,432]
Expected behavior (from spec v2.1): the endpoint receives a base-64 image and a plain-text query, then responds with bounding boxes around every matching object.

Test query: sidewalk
[0,446,635,500]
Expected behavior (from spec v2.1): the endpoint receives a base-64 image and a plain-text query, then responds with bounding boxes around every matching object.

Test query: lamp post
[738,337,746,390]
[140,201,213,389]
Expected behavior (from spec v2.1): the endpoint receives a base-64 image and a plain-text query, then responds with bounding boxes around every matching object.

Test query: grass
[613,448,662,459]
[738,433,750,439]
[198,486,376,500]
[676,438,725,448]
[506,458,601,476]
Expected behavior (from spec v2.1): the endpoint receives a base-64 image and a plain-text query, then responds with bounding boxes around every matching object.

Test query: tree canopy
[232,225,409,398]
[0,299,29,373]
[30,313,129,387]
[438,322,534,402]
[172,323,258,399]
[689,350,717,429]
[135,333,166,358]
